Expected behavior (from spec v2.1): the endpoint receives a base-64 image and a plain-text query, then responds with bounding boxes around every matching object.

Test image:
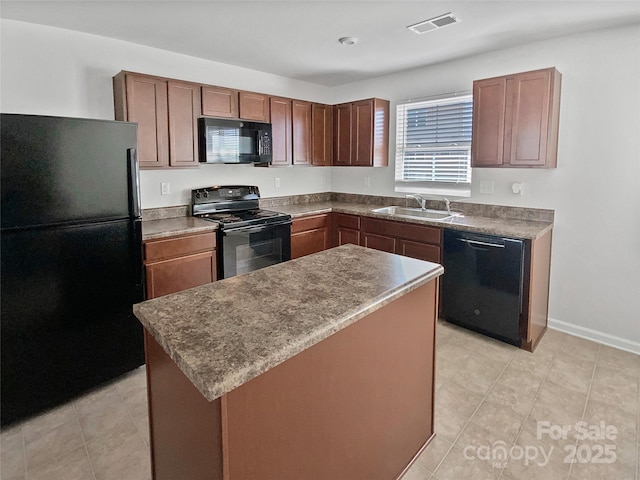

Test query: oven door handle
[224,220,291,235]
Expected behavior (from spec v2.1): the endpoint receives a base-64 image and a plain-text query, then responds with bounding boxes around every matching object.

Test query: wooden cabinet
[167,81,201,167]
[113,72,199,168]
[333,98,389,167]
[114,72,169,168]
[239,91,270,122]
[361,217,441,263]
[333,103,352,166]
[292,100,312,165]
[143,232,217,299]
[333,213,360,246]
[201,85,238,118]
[311,103,333,166]
[114,70,390,170]
[291,214,330,259]
[472,67,561,168]
[269,96,292,166]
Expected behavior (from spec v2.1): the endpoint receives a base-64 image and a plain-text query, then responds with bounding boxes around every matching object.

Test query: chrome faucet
[443,198,452,216]
[406,194,427,210]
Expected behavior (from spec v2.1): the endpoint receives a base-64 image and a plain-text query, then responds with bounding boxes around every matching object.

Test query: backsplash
[141,205,190,221]
[142,192,554,223]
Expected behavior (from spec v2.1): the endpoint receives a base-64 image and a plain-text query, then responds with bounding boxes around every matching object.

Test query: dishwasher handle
[457,238,505,249]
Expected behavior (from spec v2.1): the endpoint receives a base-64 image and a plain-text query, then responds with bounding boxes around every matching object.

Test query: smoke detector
[407,13,460,34]
[338,37,358,46]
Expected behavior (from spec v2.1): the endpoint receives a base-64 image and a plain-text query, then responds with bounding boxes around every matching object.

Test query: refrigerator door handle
[127,148,141,218]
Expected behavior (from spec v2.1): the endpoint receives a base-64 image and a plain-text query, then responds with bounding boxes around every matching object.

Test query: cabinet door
[332,213,360,247]
[292,100,312,165]
[337,228,359,246]
[146,251,216,299]
[398,240,440,263]
[505,70,552,167]
[333,103,352,165]
[168,81,201,167]
[312,103,333,166]
[352,100,374,166]
[202,86,238,118]
[362,233,396,253]
[124,74,169,168]
[270,97,292,166]
[239,92,270,122]
[471,77,507,167]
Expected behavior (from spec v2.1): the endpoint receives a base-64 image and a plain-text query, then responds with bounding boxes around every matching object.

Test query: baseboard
[548,317,640,355]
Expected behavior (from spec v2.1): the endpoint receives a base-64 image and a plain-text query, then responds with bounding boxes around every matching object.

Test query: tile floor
[1,321,639,480]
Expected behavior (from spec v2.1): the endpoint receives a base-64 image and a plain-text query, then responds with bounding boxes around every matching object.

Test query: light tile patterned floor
[1,321,639,480]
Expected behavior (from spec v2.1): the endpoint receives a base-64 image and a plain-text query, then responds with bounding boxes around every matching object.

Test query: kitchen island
[134,244,443,480]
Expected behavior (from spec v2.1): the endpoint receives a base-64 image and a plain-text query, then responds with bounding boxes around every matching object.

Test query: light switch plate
[274,177,281,188]
[161,182,170,195]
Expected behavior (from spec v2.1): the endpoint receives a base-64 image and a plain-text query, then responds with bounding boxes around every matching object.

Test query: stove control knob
[203,191,209,198]
[195,192,201,199]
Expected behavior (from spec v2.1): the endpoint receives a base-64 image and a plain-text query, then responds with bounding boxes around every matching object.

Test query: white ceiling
[2,1,639,86]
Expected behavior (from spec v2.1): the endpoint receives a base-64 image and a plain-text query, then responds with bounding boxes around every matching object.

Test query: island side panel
[523,228,553,351]
[144,330,224,480]
[223,281,437,480]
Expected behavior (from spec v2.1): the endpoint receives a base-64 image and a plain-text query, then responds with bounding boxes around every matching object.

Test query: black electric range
[191,186,291,278]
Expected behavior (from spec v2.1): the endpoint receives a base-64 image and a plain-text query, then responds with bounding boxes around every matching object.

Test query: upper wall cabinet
[311,103,333,166]
[333,98,389,167]
[114,72,169,168]
[472,67,561,168]
[239,91,270,122]
[167,81,201,168]
[201,86,238,118]
[114,72,200,169]
[269,96,293,166]
[292,100,312,165]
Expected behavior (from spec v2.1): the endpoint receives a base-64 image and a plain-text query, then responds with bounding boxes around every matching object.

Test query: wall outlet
[363,176,371,188]
[274,177,281,188]
[161,182,170,195]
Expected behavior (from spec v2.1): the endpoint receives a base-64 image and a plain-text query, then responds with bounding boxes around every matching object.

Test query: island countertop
[133,244,443,402]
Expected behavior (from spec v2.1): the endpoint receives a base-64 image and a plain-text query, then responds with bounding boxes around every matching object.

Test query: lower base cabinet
[143,232,217,299]
[333,213,361,246]
[360,217,442,263]
[291,214,330,259]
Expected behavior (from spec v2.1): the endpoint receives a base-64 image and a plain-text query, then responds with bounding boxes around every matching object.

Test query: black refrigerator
[1,114,145,427]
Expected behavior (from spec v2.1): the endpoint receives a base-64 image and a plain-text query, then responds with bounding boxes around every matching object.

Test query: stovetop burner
[191,186,291,230]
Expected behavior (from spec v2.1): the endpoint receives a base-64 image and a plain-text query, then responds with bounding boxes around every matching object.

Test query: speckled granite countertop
[142,217,217,241]
[133,244,443,402]
[272,202,552,240]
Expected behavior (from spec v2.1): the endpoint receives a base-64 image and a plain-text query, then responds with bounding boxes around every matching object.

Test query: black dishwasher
[441,229,525,345]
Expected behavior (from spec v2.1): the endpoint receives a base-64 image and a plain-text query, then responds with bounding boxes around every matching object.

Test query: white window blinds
[395,94,472,196]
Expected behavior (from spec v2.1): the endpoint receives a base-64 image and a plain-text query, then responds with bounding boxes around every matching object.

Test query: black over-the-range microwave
[198,117,272,164]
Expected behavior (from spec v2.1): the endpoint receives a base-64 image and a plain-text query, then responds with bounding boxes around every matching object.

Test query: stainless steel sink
[371,206,460,221]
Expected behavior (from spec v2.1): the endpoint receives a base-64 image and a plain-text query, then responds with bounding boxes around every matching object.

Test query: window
[395,94,473,197]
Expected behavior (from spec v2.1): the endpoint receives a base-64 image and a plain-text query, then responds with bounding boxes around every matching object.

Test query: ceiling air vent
[407,13,460,34]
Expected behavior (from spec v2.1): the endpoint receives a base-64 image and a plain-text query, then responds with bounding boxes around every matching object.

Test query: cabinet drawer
[396,223,441,245]
[144,232,216,262]
[291,214,329,234]
[334,213,360,230]
[398,240,440,264]
[361,217,441,245]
